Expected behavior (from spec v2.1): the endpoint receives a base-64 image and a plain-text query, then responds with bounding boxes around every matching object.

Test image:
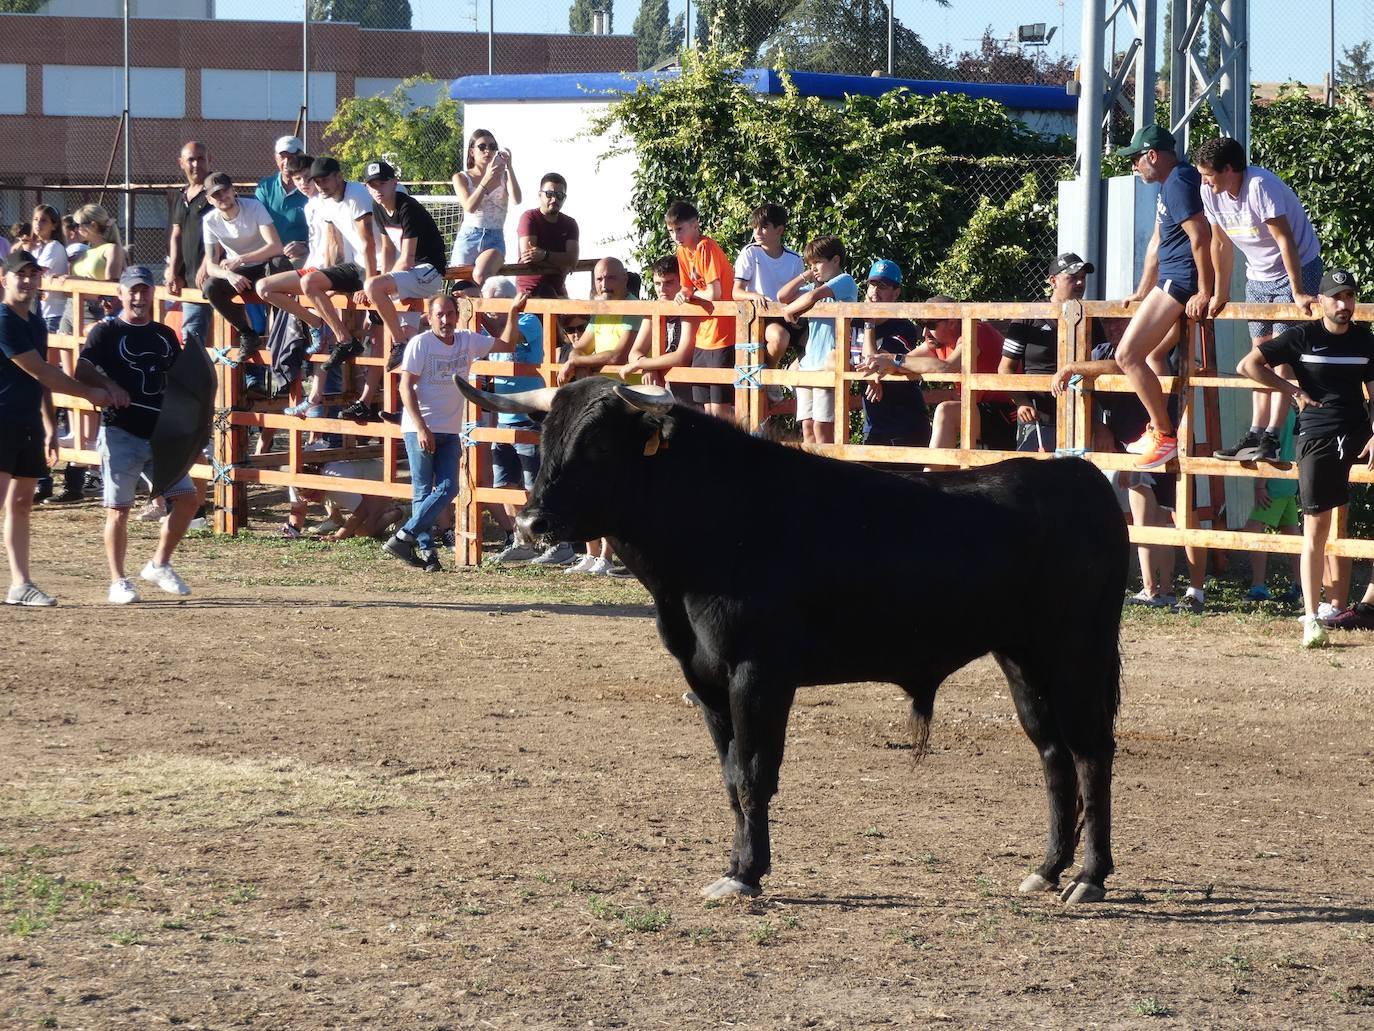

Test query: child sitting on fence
[733,202,806,372]
[778,235,857,445]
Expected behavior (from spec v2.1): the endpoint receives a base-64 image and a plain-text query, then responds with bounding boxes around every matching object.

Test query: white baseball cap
[274,135,304,154]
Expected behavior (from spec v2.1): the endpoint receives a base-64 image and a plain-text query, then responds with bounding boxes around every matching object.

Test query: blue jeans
[401,431,461,551]
[181,301,212,346]
[451,224,506,265]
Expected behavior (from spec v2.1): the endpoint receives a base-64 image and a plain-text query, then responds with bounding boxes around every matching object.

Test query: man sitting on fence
[199,172,292,364]
[1238,268,1374,648]
[75,266,202,605]
[256,157,380,386]
[363,158,447,378]
[384,290,530,573]
[517,172,579,299]
[854,259,928,451]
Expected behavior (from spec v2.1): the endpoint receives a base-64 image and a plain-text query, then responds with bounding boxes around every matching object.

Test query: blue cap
[119,265,155,287]
[867,259,902,285]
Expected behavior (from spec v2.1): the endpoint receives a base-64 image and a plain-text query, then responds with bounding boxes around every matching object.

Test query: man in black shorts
[0,250,118,605]
[1239,268,1374,648]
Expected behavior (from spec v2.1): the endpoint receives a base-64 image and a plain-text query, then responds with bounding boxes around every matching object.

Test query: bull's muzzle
[514,509,550,547]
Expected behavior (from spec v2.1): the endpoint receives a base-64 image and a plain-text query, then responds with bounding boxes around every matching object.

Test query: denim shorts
[98,424,195,508]
[451,224,506,265]
[491,440,539,489]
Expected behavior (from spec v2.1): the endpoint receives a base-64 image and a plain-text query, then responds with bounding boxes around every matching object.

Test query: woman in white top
[28,205,69,332]
[450,128,521,286]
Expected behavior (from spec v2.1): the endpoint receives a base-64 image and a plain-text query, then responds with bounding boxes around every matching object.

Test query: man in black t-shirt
[1239,268,1374,647]
[77,266,203,605]
[1001,252,1100,452]
[164,140,213,346]
[362,158,447,396]
[855,259,928,449]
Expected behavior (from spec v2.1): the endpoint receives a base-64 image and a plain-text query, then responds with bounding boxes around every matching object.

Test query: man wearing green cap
[1113,124,1214,470]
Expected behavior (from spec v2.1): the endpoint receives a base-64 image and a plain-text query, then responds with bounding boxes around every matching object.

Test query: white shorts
[795,386,834,424]
[388,263,444,301]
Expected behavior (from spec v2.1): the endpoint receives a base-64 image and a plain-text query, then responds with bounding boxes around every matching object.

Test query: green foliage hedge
[591,48,1071,300]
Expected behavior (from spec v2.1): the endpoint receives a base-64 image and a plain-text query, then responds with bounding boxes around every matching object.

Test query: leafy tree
[569,0,612,33]
[759,0,947,78]
[321,75,462,183]
[0,1,43,12]
[692,0,797,57]
[941,29,1075,87]
[1338,41,1374,89]
[591,47,1069,300]
[308,0,411,30]
[633,0,682,70]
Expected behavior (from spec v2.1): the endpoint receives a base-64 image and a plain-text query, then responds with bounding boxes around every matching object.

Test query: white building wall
[461,98,638,300]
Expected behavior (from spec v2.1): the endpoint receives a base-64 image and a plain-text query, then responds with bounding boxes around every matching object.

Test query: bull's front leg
[697,694,745,896]
[703,666,795,900]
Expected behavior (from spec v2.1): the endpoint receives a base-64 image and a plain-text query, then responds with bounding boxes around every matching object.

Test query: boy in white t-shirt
[1195,136,1324,462]
[200,171,290,361]
[382,289,529,571]
[733,202,806,372]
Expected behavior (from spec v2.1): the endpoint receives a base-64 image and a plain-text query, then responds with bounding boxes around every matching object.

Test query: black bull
[457,375,1128,904]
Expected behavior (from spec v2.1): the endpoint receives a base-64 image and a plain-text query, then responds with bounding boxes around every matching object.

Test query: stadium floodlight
[1017,23,1057,46]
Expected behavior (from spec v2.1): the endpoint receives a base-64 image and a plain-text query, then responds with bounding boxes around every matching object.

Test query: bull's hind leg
[701,666,795,900]
[697,694,747,898]
[994,654,1080,895]
[1058,750,1114,904]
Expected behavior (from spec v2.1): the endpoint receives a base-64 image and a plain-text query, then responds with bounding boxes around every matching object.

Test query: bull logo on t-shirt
[118,332,171,396]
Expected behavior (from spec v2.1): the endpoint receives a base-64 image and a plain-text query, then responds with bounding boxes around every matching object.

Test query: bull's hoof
[701,876,761,900]
[1059,880,1106,904]
[1019,873,1058,894]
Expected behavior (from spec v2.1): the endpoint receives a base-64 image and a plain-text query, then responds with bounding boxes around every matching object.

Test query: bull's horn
[453,375,558,415]
[613,383,675,417]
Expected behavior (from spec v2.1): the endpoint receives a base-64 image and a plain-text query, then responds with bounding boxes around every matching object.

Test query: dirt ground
[3,501,1374,1030]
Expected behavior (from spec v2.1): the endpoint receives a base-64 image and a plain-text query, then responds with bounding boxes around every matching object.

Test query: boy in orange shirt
[666,200,735,421]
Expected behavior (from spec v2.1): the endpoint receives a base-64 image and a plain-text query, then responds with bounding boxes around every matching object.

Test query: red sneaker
[1135,427,1178,469]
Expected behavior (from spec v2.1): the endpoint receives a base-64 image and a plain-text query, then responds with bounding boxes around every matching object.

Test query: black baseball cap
[1319,269,1359,296]
[4,249,40,274]
[1116,123,1176,159]
[308,156,341,180]
[204,171,235,195]
[364,159,397,182]
[1048,252,1094,277]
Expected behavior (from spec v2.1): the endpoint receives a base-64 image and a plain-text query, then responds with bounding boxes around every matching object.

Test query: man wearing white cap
[257,135,310,264]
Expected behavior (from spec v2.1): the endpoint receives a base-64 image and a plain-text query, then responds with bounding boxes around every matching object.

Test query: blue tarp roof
[450,68,1077,112]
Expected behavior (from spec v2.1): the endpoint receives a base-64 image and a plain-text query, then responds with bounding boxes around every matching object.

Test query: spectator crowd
[1,126,1371,647]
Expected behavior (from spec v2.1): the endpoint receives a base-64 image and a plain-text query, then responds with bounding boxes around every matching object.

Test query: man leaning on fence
[1238,269,1374,649]
[257,136,310,266]
[164,140,213,347]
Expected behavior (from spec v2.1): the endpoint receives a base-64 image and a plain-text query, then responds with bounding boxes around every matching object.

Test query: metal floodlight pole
[302,2,310,149]
[685,0,692,49]
[888,2,894,76]
[123,0,132,245]
[1328,0,1336,104]
[489,0,495,74]
[1136,0,1157,131]
[1074,0,1106,297]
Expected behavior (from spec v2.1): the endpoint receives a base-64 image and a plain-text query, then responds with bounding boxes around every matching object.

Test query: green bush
[592,48,1070,298]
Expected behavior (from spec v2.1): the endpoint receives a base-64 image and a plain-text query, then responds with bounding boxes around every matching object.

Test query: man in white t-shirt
[382,289,530,572]
[733,202,806,372]
[254,156,380,380]
[200,171,289,361]
[1196,136,1325,462]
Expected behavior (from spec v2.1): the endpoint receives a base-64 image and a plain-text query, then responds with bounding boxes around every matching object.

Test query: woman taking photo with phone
[450,128,521,288]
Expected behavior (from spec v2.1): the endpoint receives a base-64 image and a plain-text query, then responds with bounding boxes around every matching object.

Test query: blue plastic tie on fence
[211,345,239,368]
[734,364,763,389]
[738,341,762,355]
[460,421,478,448]
[210,457,237,485]
[1067,373,1083,392]
[1054,447,1087,458]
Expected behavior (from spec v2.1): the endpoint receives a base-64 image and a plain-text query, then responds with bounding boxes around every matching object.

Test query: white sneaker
[586,556,614,576]
[140,561,191,596]
[1317,602,1340,621]
[109,578,140,605]
[530,541,577,566]
[135,498,167,522]
[1125,589,1174,608]
[564,553,597,574]
[1301,615,1329,649]
[494,540,540,564]
[186,517,208,532]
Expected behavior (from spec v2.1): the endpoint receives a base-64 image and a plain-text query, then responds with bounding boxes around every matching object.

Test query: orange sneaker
[1135,427,1178,469]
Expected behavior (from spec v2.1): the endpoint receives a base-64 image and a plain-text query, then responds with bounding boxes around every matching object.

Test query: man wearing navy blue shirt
[0,250,117,605]
[1239,269,1374,647]
[1112,125,1214,470]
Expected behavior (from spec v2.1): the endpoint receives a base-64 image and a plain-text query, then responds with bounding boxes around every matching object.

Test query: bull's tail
[906,685,937,764]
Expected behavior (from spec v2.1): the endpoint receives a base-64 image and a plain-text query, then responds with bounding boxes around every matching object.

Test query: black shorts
[1297,429,1369,514]
[976,401,1017,451]
[314,262,365,293]
[761,316,807,349]
[0,422,48,479]
[691,346,735,406]
[1156,276,1195,306]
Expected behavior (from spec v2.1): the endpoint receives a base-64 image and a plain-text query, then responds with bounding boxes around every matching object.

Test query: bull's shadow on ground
[118,596,657,619]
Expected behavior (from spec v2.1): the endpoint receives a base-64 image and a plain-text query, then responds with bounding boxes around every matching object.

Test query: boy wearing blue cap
[856,260,927,450]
